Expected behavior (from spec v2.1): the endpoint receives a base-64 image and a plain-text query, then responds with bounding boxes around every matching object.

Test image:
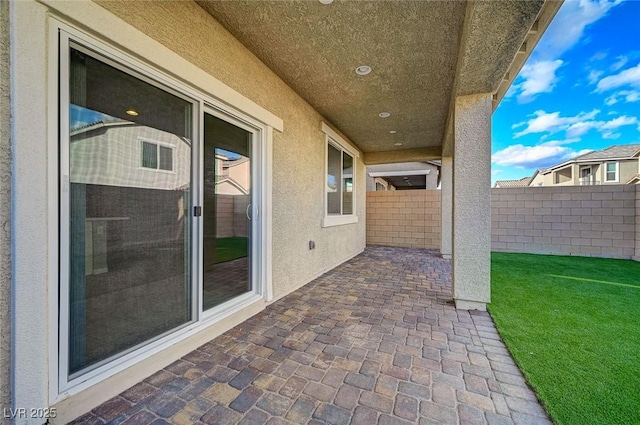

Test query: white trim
[322,123,358,227]
[368,170,431,177]
[13,0,51,413]
[139,139,176,172]
[321,122,359,158]
[604,161,619,183]
[264,127,274,302]
[322,215,359,228]
[544,156,639,173]
[39,0,283,132]
[49,16,274,404]
[48,6,62,405]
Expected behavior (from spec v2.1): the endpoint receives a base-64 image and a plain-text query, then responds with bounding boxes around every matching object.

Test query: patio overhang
[199,0,562,311]
[198,0,562,164]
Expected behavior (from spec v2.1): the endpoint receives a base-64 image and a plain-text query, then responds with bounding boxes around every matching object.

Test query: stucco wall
[366,190,441,249]
[92,0,366,299]
[618,160,638,184]
[0,0,11,421]
[492,186,636,258]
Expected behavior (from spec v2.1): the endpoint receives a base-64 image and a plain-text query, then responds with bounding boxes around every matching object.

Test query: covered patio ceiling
[197,0,562,164]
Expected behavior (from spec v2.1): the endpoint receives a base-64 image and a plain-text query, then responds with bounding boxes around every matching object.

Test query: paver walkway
[73,246,551,425]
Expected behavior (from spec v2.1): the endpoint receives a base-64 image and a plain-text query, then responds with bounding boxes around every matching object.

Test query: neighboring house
[493,176,532,188]
[1,1,559,422]
[530,144,640,186]
[366,161,440,191]
[215,154,251,195]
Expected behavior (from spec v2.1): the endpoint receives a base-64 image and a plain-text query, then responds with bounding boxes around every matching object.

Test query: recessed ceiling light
[319,0,334,4]
[394,142,403,146]
[389,130,397,134]
[126,109,139,117]
[355,65,372,76]
[379,112,391,118]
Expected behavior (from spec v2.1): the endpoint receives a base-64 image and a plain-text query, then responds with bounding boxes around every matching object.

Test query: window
[322,123,358,227]
[327,141,354,215]
[142,141,173,171]
[605,161,618,183]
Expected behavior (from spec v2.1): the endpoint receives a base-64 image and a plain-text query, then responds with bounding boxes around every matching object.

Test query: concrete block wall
[215,195,250,238]
[491,186,637,259]
[366,190,441,249]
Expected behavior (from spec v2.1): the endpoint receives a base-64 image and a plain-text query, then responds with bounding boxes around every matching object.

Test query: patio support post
[440,157,452,259]
[452,93,491,310]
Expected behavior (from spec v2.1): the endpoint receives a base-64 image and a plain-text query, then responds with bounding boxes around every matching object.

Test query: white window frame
[51,20,275,401]
[604,161,619,183]
[321,123,359,227]
[579,165,593,185]
[139,139,175,172]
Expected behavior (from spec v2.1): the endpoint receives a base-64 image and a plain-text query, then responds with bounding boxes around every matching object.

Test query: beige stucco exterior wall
[617,160,638,184]
[8,1,365,421]
[366,190,441,249]
[92,0,366,298]
[0,0,11,421]
[492,186,636,258]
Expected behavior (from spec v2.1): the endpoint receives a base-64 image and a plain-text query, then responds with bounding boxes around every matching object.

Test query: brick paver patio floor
[74,246,551,425]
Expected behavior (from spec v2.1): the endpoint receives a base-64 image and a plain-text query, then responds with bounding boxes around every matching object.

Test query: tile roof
[574,144,640,161]
[494,176,532,188]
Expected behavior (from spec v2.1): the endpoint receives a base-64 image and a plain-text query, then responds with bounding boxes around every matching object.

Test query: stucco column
[0,0,11,422]
[452,93,492,311]
[440,157,452,259]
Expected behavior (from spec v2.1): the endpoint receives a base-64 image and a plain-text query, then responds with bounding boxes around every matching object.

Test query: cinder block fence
[366,185,640,260]
[366,190,441,249]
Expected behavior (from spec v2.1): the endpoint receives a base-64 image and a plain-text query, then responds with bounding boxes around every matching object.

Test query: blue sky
[492,0,640,185]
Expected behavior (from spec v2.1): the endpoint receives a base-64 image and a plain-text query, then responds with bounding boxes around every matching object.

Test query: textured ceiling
[197,0,545,158]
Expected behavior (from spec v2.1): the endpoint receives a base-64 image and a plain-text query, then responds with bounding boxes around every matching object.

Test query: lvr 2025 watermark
[3,408,57,419]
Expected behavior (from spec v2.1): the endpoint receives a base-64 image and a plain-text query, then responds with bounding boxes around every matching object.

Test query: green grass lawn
[215,237,248,263]
[489,253,640,425]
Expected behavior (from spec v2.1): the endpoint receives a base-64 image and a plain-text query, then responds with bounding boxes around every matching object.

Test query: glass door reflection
[203,112,252,310]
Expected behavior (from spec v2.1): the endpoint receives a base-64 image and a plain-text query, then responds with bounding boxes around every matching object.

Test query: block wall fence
[366,186,640,260]
[366,190,441,249]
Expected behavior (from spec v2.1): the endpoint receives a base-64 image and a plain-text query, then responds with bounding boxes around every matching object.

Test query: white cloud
[596,63,640,92]
[611,55,628,71]
[514,110,600,138]
[587,69,604,84]
[566,115,638,137]
[513,60,563,102]
[601,115,638,129]
[492,139,586,169]
[532,0,623,62]
[605,95,618,106]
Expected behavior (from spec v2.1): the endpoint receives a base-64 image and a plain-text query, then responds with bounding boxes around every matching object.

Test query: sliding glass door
[63,43,195,376]
[60,34,263,386]
[202,111,254,311]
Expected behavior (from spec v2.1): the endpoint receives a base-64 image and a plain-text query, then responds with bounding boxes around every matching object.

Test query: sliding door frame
[199,105,265,321]
[54,22,269,398]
